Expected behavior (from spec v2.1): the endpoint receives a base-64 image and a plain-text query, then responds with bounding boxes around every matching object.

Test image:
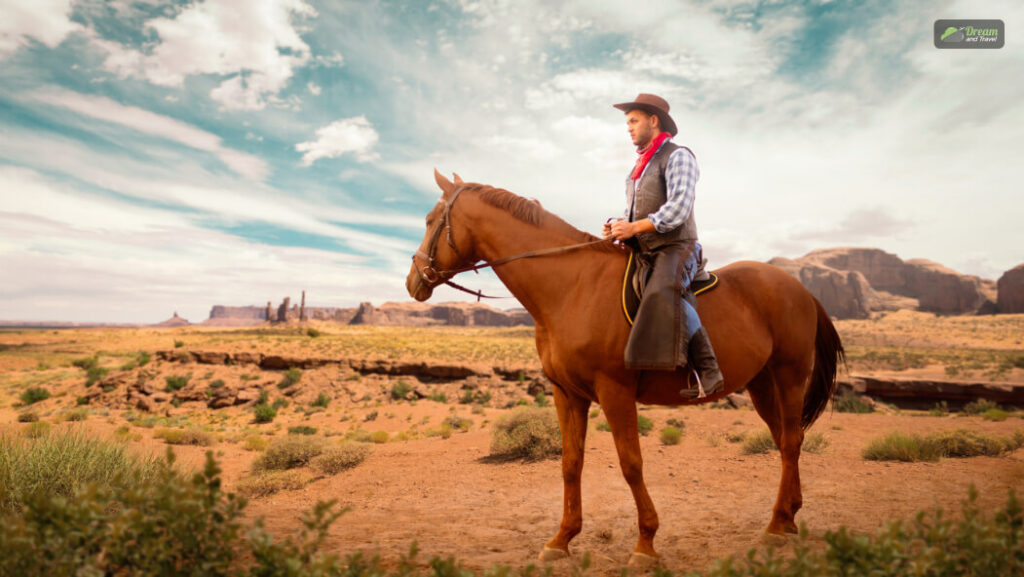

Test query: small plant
[725,430,746,444]
[19,387,50,405]
[660,426,683,445]
[310,443,372,475]
[364,410,378,422]
[243,435,268,451]
[17,412,38,423]
[254,436,325,471]
[741,430,777,455]
[311,393,330,408]
[370,431,390,444]
[962,398,998,416]
[173,339,184,348]
[862,431,942,462]
[288,425,318,436]
[589,409,600,419]
[72,356,99,370]
[928,401,950,416]
[76,396,89,406]
[428,392,448,403]
[637,414,653,436]
[62,408,89,422]
[236,470,309,498]
[136,351,151,367]
[305,327,321,338]
[271,398,289,410]
[391,380,412,401]
[208,379,225,389]
[253,403,277,423]
[489,407,560,460]
[833,393,873,414]
[534,392,548,407]
[982,408,1011,422]
[666,417,686,430]
[154,428,216,446]
[278,367,302,389]
[596,421,611,432]
[165,375,190,392]
[24,421,52,439]
[443,416,473,432]
[803,432,830,454]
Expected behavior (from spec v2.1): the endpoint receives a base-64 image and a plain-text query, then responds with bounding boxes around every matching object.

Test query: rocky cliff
[771,248,1003,319]
[997,264,1024,313]
[205,300,532,327]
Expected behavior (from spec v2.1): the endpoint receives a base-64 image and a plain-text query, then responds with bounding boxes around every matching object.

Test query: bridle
[412,186,618,300]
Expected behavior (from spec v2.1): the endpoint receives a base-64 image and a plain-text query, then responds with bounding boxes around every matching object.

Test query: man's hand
[604,218,655,241]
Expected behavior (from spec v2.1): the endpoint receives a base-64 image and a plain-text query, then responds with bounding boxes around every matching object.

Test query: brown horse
[406,171,844,567]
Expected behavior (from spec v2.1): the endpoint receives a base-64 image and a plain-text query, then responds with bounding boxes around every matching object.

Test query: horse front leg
[540,385,591,561]
[599,379,660,567]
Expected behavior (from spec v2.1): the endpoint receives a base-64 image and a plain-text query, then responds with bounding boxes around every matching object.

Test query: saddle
[621,250,719,326]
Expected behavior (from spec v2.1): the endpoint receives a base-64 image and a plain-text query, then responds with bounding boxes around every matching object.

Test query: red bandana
[631,131,672,180]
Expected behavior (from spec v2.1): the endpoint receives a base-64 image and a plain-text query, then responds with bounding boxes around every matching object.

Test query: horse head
[406,169,476,301]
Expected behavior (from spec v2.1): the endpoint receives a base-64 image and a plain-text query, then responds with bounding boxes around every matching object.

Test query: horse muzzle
[406,263,435,302]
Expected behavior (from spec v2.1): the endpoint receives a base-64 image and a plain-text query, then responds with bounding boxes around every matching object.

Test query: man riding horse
[602,93,724,398]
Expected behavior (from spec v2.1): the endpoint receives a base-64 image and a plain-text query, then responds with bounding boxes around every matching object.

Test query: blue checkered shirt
[627,140,700,233]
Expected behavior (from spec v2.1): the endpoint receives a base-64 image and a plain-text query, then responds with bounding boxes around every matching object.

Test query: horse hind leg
[746,363,809,535]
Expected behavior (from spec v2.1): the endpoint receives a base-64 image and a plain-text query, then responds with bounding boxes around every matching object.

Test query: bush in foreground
[660,426,683,445]
[0,429,161,513]
[236,469,311,498]
[863,428,1024,462]
[489,407,561,461]
[19,387,50,405]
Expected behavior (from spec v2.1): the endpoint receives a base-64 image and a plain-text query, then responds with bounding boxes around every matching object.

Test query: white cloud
[93,0,317,110]
[307,81,321,95]
[31,88,269,181]
[296,117,380,166]
[0,0,80,58]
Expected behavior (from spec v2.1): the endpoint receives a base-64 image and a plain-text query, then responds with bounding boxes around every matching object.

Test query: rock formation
[772,248,997,318]
[276,297,291,323]
[997,264,1024,313]
[151,312,190,327]
[206,300,532,327]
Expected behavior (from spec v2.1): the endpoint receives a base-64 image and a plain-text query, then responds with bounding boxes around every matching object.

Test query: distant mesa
[151,311,190,328]
[769,247,1017,319]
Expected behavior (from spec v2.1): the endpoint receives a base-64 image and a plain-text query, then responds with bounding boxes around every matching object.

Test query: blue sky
[1,0,1021,323]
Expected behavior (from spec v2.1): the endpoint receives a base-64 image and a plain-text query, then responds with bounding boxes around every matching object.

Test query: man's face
[626,109,658,148]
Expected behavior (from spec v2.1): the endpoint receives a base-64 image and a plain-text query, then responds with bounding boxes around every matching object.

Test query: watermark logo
[935,19,1004,49]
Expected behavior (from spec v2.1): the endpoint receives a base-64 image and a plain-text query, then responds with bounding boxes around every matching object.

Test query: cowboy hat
[613,93,677,136]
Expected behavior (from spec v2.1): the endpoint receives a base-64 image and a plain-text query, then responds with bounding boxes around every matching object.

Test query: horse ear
[453,173,464,185]
[434,168,455,197]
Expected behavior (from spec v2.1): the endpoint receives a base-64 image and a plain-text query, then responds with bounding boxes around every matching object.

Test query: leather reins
[412,186,617,301]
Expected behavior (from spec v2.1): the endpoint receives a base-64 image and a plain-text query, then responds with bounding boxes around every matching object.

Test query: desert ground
[1,310,1023,574]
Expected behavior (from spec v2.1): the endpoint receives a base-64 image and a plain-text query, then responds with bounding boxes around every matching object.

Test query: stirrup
[679,368,708,399]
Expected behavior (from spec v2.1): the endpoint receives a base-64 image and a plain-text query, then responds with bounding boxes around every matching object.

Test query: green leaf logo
[941,26,964,42]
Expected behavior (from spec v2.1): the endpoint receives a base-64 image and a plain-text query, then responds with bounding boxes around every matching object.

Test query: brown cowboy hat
[613,93,677,136]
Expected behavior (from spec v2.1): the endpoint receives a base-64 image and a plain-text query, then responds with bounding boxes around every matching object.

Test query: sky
[0,0,1021,323]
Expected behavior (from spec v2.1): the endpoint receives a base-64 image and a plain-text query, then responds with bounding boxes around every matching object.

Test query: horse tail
[802,298,845,429]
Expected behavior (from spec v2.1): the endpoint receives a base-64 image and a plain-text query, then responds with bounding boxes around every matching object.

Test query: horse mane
[468,184,620,253]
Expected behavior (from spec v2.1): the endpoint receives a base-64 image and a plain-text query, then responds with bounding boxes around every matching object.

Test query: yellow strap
[621,251,635,326]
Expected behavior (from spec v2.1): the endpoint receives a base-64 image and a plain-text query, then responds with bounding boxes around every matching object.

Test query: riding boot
[680,327,724,398]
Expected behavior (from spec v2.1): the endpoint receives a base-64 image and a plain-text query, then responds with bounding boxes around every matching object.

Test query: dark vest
[626,141,699,252]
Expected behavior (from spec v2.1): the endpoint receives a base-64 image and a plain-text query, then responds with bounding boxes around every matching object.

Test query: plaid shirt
[628,141,700,233]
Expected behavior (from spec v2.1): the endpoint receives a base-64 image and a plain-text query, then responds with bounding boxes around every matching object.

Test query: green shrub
[306,327,321,338]
[16,412,38,423]
[85,366,109,387]
[278,367,302,389]
[741,430,777,455]
[254,436,325,471]
[391,380,413,400]
[637,414,654,436]
[209,379,225,389]
[660,426,683,445]
[534,392,548,407]
[19,387,50,405]
[928,401,950,416]
[489,407,560,460]
[154,428,216,446]
[271,398,289,410]
[311,393,330,408]
[165,375,190,392]
[596,420,611,432]
[833,393,873,413]
[136,351,151,367]
[71,356,98,370]
[288,425,318,436]
[310,443,373,475]
[428,392,448,403]
[253,403,277,424]
[863,431,942,462]
[236,470,310,498]
[76,395,89,406]
[928,428,1022,457]
[173,339,184,348]
[963,398,998,415]
[370,431,390,444]
[982,408,1011,422]
[243,435,269,452]
[0,429,162,512]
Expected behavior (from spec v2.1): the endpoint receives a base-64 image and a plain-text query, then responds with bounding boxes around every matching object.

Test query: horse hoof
[538,546,569,562]
[627,552,660,569]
